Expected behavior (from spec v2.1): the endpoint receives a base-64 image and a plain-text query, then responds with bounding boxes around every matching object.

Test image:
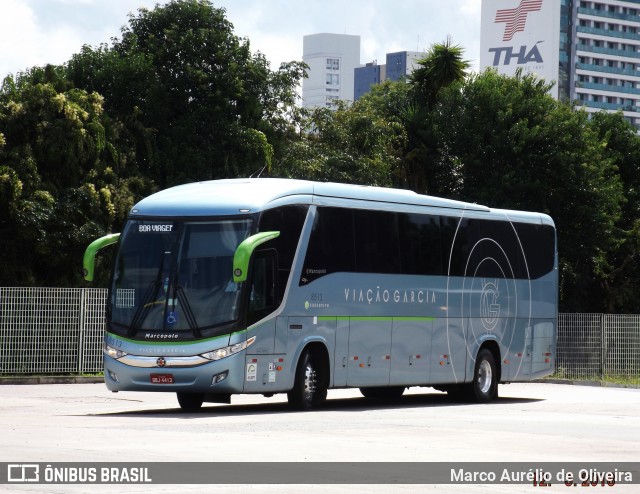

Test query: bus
[83,178,557,411]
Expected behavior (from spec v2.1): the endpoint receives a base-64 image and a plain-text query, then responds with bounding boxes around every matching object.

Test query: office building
[354,51,422,101]
[481,0,640,127]
[302,33,361,108]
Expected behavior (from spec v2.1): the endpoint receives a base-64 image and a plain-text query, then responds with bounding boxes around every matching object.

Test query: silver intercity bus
[84,179,558,411]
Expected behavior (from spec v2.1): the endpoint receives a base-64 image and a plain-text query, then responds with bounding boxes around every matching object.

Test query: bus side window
[247,249,278,325]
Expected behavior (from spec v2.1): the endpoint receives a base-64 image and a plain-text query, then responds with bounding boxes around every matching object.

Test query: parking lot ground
[1,382,639,493]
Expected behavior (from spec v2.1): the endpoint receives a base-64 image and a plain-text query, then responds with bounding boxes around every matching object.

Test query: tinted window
[353,209,400,274]
[446,217,555,279]
[398,213,442,276]
[301,208,555,284]
[259,205,309,300]
[301,207,355,284]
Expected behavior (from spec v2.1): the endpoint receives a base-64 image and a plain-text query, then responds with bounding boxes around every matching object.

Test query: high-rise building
[302,33,361,108]
[354,51,422,101]
[354,61,385,101]
[480,0,640,127]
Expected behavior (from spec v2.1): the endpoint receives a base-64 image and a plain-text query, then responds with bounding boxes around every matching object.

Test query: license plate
[150,373,174,384]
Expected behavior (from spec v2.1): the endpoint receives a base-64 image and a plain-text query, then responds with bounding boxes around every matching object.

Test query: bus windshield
[109,218,253,336]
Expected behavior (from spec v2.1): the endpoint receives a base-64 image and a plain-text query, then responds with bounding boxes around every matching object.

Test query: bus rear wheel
[470,349,498,403]
[177,392,204,411]
[288,349,327,410]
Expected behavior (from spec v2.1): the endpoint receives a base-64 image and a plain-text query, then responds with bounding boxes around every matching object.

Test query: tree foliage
[432,69,624,311]
[1,4,639,313]
[0,71,119,285]
[0,0,305,286]
[66,0,305,187]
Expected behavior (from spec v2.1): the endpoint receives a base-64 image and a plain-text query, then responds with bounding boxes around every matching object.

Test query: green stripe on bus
[318,316,435,322]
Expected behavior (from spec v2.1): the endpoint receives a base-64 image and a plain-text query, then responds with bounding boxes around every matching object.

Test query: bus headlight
[200,336,256,361]
[103,343,128,360]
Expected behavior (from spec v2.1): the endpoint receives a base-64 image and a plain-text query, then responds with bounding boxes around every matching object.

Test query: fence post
[78,288,87,374]
[600,313,605,379]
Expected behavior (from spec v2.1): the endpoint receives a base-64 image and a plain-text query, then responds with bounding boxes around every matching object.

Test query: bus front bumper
[103,350,247,394]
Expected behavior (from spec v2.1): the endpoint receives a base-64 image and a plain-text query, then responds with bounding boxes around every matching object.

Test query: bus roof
[129,178,553,226]
[130,178,485,216]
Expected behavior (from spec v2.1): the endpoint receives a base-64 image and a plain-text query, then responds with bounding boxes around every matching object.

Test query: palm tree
[397,37,469,195]
[409,36,470,108]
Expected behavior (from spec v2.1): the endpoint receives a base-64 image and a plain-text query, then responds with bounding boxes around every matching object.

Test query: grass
[550,368,640,387]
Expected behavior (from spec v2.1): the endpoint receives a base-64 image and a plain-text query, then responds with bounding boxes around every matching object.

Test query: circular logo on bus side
[480,279,500,331]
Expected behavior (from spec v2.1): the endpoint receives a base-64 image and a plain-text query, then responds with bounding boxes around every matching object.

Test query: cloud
[1,0,483,80]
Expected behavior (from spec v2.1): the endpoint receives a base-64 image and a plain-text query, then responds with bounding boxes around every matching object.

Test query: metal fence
[557,313,640,379]
[0,287,106,375]
[1,287,639,378]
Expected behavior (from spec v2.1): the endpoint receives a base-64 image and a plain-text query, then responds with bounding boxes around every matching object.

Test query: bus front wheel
[288,349,327,410]
[177,392,204,411]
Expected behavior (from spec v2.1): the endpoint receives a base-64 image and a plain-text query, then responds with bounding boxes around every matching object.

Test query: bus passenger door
[346,318,391,387]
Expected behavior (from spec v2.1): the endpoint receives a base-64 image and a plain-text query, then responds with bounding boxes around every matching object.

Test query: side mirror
[83,233,120,281]
[232,231,280,283]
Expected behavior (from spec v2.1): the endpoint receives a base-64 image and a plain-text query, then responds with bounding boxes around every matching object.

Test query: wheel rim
[304,362,318,403]
[477,359,492,394]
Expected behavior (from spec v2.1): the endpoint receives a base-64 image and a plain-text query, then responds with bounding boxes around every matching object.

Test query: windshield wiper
[176,286,201,338]
[129,279,160,336]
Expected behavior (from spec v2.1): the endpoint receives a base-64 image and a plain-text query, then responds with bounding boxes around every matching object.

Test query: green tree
[588,111,640,312]
[400,38,470,194]
[409,37,471,107]
[433,69,624,312]
[273,97,401,186]
[0,73,120,285]
[66,0,305,187]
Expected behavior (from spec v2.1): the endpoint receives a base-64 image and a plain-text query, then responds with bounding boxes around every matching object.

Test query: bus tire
[360,386,405,401]
[177,392,204,411]
[470,349,498,403]
[288,349,327,411]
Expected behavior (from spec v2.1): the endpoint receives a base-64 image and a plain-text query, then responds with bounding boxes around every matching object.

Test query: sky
[0,0,482,81]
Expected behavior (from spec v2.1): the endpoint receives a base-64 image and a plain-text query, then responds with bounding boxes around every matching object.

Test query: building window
[325,73,340,85]
[326,58,339,71]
